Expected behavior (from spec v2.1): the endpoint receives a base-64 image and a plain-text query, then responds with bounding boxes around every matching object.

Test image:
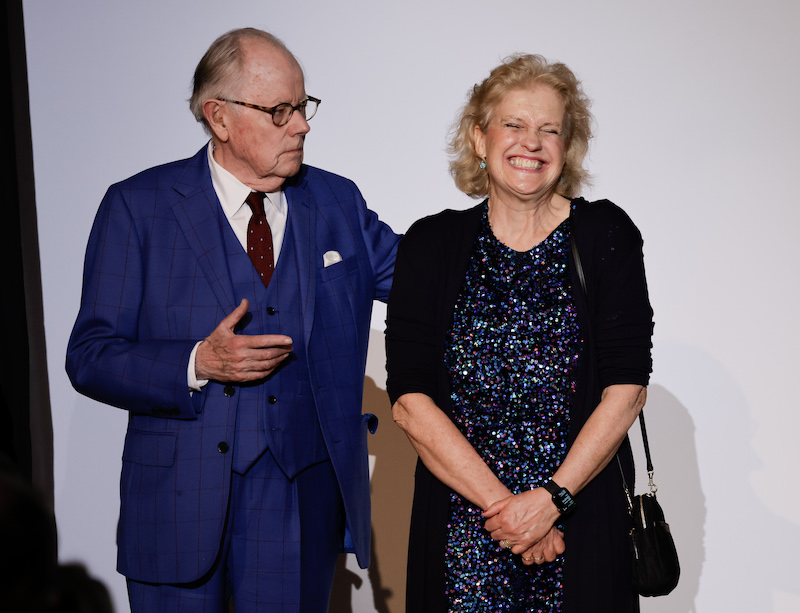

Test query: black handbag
[569,209,679,597]
[619,412,680,597]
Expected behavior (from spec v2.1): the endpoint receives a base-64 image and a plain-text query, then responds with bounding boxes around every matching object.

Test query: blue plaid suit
[66,146,399,587]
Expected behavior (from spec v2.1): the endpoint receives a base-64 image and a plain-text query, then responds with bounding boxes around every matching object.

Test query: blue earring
[480,159,486,169]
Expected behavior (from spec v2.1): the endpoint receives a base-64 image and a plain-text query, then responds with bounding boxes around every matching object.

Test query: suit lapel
[285,176,316,349]
[170,147,238,313]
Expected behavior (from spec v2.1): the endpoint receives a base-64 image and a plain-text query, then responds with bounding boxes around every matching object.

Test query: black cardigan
[386,198,653,613]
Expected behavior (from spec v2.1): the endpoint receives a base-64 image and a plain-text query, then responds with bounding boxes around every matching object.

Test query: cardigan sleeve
[385,218,443,406]
[577,201,654,390]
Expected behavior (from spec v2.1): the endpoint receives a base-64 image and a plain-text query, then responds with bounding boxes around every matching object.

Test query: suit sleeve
[354,190,400,303]
[66,185,201,419]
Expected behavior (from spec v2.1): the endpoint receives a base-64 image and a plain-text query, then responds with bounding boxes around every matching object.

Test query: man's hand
[195,299,293,383]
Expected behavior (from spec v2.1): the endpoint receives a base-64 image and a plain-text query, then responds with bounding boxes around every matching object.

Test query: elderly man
[67,28,399,612]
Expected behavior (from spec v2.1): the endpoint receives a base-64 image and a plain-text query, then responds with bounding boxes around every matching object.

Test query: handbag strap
[638,408,654,475]
[568,206,657,500]
[568,208,587,297]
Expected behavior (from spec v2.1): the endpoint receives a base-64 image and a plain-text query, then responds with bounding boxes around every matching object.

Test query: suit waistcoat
[223,213,329,477]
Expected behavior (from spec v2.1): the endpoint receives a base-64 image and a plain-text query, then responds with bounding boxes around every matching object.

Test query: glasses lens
[304,98,318,121]
[271,103,292,127]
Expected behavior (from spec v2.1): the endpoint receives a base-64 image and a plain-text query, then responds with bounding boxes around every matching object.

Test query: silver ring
[534,556,544,561]
[502,539,512,550]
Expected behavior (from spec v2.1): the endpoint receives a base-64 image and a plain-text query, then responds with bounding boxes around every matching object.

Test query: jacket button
[266,306,276,316]
[217,442,229,453]
[268,395,277,404]
[224,385,235,397]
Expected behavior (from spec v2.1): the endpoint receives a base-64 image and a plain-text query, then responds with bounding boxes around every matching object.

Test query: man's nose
[288,110,310,135]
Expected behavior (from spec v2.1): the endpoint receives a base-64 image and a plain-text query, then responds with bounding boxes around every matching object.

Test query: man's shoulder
[289,165,361,201]
[110,148,207,191]
[295,164,352,183]
[296,164,349,183]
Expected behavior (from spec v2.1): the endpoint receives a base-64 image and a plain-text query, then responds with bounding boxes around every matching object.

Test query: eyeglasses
[219,96,321,127]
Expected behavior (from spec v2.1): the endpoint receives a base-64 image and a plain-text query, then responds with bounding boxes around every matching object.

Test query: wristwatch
[542,479,576,515]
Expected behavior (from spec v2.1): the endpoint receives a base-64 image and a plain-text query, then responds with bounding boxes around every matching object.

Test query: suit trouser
[127,449,344,613]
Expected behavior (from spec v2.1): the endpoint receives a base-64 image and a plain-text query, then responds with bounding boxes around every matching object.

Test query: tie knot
[246,191,266,216]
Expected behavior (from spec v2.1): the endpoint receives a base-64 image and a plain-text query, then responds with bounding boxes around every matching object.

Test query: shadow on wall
[644,344,800,612]
[330,376,417,613]
[636,384,704,613]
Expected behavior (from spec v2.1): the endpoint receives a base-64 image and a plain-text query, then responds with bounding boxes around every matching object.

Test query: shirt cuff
[188,341,209,392]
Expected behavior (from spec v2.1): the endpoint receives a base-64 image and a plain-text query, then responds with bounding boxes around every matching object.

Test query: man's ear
[202,99,230,142]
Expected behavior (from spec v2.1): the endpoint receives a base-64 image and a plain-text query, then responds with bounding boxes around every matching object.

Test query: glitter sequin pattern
[443,205,582,612]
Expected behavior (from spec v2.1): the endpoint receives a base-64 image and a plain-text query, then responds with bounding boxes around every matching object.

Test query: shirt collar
[206,141,285,218]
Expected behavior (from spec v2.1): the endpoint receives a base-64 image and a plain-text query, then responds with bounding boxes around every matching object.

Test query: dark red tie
[245,191,274,287]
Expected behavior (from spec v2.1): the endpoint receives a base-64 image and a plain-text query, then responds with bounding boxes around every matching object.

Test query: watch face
[543,480,575,514]
[555,489,575,513]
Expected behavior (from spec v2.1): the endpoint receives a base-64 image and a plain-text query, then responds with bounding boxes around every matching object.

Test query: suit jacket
[66,146,399,583]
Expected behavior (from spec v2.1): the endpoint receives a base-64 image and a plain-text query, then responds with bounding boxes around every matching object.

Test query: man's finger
[222,299,251,332]
[249,333,294,349]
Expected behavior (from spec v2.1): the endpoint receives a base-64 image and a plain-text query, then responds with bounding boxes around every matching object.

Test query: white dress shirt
[206,142,288,259]
[188,142,290,391]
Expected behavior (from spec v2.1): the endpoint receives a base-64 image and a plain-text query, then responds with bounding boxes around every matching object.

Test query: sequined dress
[442,206,582,612]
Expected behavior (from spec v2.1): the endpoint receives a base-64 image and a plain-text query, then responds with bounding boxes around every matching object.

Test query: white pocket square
[323,250,342,267]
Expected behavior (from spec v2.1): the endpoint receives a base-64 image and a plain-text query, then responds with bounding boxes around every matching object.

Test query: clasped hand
[483,487,565,565]
[195,299,293,382]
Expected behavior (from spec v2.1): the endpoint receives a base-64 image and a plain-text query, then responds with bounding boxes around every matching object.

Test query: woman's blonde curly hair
[449,54,593,199]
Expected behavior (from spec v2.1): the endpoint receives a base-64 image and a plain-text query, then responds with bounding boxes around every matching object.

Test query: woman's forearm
[482,383,647,551]
[551,383,647,496]
[392,392,512,510]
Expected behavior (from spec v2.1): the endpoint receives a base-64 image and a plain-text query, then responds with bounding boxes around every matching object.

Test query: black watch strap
[543,479,576,515]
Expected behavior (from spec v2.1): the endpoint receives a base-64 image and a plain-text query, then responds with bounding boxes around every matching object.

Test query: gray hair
[189,28,298,134]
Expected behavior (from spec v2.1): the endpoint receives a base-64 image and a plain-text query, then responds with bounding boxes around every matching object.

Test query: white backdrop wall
[23,1,800,611]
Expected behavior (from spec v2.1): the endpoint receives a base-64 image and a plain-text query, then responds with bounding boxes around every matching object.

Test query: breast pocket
[319,254,357,283]
[312,255,364,363]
